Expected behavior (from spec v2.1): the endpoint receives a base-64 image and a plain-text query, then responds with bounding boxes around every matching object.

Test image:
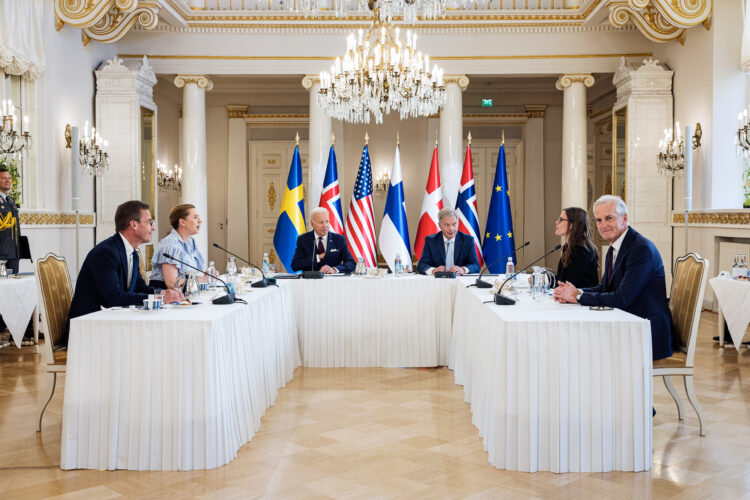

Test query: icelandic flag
[414,144,443,260]
[379,144,412,272]
[319,144,344,234]
[482,143,516,273]
[273,145,306,272]
[455,143,484,267]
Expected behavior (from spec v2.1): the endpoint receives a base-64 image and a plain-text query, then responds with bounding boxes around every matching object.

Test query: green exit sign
[481,99,493,108]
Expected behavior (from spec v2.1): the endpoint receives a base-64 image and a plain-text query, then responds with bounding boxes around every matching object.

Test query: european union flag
[482,144,516,273]
[273,145,305,272]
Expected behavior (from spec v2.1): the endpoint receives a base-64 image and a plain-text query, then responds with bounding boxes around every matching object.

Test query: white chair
[653,252,709,436]
[34,253,72,432]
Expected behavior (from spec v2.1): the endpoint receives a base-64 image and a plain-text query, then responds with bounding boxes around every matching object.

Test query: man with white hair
[291,207,355,274]
[554,195,673,360]
[417,208,480,276]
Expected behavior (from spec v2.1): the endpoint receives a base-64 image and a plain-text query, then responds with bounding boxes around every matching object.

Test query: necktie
[316,237,325,270]
[446,240,454,269]
[129,250,139,292]
[605,245,614,290]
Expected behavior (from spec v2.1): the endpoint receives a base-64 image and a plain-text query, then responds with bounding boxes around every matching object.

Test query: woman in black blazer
[554,206,599,288]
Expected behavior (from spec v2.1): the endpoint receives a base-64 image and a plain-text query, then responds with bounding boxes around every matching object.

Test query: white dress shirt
[119,233,136,289]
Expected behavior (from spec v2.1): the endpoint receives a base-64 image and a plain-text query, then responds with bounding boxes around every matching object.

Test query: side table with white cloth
[0,275,38,349]
[709,276,750,349]
[450,279,653,473]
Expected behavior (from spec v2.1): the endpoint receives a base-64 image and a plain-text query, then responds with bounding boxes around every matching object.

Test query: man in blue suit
[417,208,480,275]
[554,195,673,360]
[291,207,355,274]
[65,201,182,346]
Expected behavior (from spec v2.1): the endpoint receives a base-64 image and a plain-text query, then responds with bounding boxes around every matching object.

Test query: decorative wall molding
[444,75,470,90]
[55,0,160,45]
[673,210,750,226]
[608,0,711,44]
[19,211,96,227]
[226,105,249,119]
[524,105,547,119]
[55,0,138,28]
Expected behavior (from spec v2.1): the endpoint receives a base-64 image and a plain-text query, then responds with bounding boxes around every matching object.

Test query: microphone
[163,252,235,305]
[212,243,276,288]
[472,241,530,288]
[494,244,562,305]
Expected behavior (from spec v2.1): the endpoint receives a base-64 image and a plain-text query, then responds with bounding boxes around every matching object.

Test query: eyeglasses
[556,217,569,223]
[133,218,155,226]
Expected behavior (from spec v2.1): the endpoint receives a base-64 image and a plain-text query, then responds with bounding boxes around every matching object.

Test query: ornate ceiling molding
[608,0,711,44]
[55,0,160,45]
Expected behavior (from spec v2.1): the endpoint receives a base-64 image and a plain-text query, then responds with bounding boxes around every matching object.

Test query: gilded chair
[34,253,72,432]
[653,253,709,436]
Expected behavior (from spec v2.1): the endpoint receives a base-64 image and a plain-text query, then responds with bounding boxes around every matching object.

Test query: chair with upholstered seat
[34,253,72,432]
[653,252,709,436]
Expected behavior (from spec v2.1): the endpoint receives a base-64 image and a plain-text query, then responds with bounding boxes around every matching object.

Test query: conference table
[61,275,652,473]
[0,274,38,349]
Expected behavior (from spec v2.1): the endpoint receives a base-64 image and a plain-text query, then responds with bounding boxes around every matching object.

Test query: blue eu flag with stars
[482,144,516,273]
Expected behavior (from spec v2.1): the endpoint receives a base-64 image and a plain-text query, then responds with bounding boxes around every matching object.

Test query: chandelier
[0,99,31,155]
[157,160,182,192]
[657,122,701,177]
[288,0,472,24]
[318,7,445,124]
[80,121,110,176]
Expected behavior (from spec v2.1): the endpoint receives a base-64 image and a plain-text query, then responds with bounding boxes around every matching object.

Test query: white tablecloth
[61,285,300,470]
[0,275,37,348]
[291,275,455,367]
[450,281,653,473]
[710,276,750,349]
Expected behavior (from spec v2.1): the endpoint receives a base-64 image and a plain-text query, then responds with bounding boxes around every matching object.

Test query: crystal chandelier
[0,99,31,155]
[157,160,182,192]
[80,121,110,176]
[656,122,701,177]
[318,7,445,124]
[288,0,472,24]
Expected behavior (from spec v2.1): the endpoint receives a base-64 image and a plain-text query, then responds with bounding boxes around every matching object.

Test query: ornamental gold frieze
[608,0,711,44]
[55,0,160,45]
[673,211,750,225]
[19,212,96,226]
[55,0,137,28]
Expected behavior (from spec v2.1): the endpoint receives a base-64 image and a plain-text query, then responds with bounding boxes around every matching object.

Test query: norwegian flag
[414,145,443,260]
[455,143,484,267]
[345,145,377,267]
[319,144,344,234]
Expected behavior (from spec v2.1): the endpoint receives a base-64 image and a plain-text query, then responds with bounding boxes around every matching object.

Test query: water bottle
[742,254,748,278]
[226,256,237,278]
[394,253,402,275]
[262,252,271,274]
[206,261,217,286]
[505,257,514,277]
[733,253,739,279]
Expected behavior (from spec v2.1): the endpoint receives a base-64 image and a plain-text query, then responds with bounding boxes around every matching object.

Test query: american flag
[345,145,377,267]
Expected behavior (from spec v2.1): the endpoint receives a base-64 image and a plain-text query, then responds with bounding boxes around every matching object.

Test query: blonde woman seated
[150,204,205,290]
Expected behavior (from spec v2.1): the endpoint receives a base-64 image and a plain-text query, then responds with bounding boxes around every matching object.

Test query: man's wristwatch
[576,289,583,301]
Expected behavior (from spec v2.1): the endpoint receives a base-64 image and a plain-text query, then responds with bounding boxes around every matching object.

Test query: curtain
[0,0,46,80]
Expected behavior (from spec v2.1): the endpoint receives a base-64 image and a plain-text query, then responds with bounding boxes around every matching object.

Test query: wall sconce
[374,170,390,197]
[736,109,750,158]
[1,99,31,154]
[157,160,182,192]
[656,122,701,177]
[66,121,109,176]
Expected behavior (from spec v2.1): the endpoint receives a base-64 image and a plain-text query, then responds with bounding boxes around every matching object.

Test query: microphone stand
[471,241,530,288]
[494,244,562,305]
[212,243,277,288]
[163,252,235,305]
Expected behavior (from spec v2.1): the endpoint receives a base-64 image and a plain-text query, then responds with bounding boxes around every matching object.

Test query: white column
[302,76,332,219]
[174,74,213,260]
[439,76,469,209]
[226,105,249,260]
[556,74,594,209]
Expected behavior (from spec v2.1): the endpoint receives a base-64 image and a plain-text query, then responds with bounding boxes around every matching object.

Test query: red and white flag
[345,144,377,267]
[414,145,443,260]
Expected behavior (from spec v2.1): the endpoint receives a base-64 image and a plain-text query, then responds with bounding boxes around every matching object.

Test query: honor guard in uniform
[0,167,21,274]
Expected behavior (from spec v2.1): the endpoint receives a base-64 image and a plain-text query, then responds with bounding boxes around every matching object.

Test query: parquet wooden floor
[1,311,749,499]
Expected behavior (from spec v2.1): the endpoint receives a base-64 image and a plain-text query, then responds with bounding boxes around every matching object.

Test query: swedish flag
[482,144,516,273]
[273,145,305,272]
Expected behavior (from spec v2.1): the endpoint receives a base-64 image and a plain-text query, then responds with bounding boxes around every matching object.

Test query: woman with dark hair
[554,206,599,288]
[149,204,205,290]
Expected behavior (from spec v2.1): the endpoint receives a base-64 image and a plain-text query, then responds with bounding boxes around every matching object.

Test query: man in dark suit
[417,208,480,275]
[554,195,673,360]
[0,167,21,274]
[291,207,355,274]
[66,200,182,344]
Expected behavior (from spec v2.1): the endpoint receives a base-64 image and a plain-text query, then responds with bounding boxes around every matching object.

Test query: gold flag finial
[295,131,300,145]
[467,131,472,145]
[365,131,369,145]
[501,129,505,145]
[397,131,400,145]
[331,132,335,145]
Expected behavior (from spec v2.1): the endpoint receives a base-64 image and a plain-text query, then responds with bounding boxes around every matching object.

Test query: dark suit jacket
[556,244,599,288]
[417,231,480,275]
[68,233,154,327]
[291,231,355,273]
[580,227,673,360]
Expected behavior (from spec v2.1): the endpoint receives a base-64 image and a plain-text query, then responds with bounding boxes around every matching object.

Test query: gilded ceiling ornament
[608,0,710,44]
[55,0,137,28]
[82,3,160,45]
